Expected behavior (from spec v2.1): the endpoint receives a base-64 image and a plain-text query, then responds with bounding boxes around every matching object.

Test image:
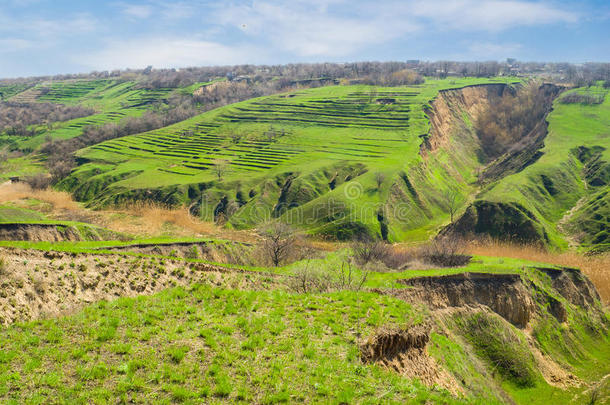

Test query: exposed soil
[101,241,255,265]
[391,272,536,327]
[0,248,280,325]
[0,223,85,242]
[360,325,462,395]
[421,83,508,154]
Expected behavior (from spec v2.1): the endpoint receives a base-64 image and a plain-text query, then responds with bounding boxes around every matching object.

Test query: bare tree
[443,188,464,224]
[259,221,297,266]
[351,236,389,266]
[230,132,243,144]
[212,159,229,181]
[375,172,386,190]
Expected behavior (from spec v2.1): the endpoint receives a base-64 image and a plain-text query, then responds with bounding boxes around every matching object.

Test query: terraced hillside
[62,78,522,241]
[0,79,178,152]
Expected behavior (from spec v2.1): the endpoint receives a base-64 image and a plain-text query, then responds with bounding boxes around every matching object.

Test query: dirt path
[558,196,586,249]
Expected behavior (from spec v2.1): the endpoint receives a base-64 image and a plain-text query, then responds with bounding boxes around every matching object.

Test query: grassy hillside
[0,79,178,152]
[476,84,610,250]
[2,77,607,250]
[61,77,519,242]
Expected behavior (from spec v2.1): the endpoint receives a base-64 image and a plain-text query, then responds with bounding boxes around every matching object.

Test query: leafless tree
[443,188,464,224]
[259,221,297,267]
[351,236,389,266]
[212,159,229,181]
[375,172,386,190]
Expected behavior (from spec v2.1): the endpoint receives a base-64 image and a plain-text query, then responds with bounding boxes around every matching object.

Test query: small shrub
[289,260,368,293]
[24,173,52,190]
[185,246,199,259]
[419,236,471,267]
[351,237,390,266]
[380,248,417,270]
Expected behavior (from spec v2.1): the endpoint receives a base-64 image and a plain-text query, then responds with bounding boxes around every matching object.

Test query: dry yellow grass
[0,182,78,210]
[468,241,610,305]
[0,182,256,241]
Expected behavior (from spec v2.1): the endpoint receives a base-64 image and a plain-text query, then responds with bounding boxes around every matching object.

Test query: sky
[0,0,608,78]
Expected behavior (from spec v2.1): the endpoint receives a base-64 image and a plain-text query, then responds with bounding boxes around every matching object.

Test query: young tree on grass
[443,188,464,224]
[375,172,386,191]
[212,159,229,181]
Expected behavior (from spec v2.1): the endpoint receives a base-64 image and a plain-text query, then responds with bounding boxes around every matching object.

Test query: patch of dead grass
[468,241,610,305]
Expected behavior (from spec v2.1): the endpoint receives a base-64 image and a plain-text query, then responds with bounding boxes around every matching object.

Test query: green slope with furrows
[0,78,177,152]
[470,84,610,250]
[60,77,520,242]
[6,76,605,249]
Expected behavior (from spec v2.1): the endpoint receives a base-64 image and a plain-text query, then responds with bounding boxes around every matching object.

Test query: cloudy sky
[0,0,608,78]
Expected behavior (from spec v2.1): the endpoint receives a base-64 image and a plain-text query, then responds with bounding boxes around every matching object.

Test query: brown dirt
[421,84,507,155]
[102,241,255,266]
[360,324,462,395]
[390,272,536,327]
[0,247,280,325]
[528,337,580,388]
[0,223,84,242]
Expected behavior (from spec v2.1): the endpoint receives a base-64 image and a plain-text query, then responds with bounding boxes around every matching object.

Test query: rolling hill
[44,77,606,252]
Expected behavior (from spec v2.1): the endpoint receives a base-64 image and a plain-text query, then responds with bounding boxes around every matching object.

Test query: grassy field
[5,77,606,251]
[0,284,465,404]
[0,79,178,152]
[0,241,607,404]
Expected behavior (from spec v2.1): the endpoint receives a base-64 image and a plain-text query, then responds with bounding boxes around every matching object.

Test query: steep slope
[450,85,609,250]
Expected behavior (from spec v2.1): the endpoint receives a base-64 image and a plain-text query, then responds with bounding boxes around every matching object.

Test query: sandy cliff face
[421,83,509,154]
[393,272,535,327]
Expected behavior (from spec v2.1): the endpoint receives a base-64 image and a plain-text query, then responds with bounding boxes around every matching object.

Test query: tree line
[4,61,609,90]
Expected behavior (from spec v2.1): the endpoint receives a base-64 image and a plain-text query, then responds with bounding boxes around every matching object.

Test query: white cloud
[115,1,197,20]
[214,0,578,58]
[465,41,523,59]
[215,0,420,57]
[407,0,578,31]
[79,38,267,70]
[121,4,153,19]
[0,38,34,53]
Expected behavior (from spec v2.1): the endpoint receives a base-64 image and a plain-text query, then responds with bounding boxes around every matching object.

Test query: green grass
[0,284,468,404]
[1,79,188,152]
[61,77,520,241]
[0,205,45,222]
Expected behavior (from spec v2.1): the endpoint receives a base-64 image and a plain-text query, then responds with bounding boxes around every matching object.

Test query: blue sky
[0,0,608,78]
